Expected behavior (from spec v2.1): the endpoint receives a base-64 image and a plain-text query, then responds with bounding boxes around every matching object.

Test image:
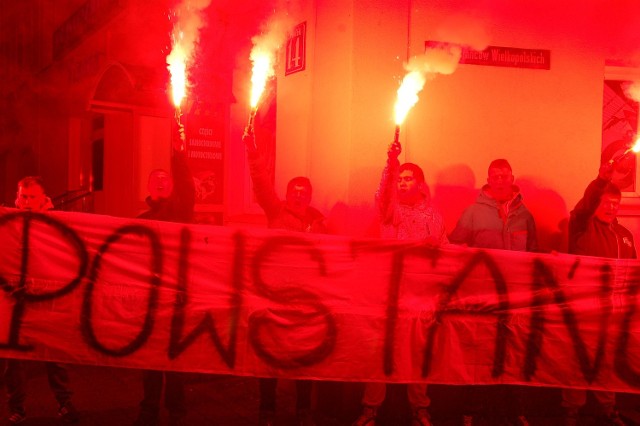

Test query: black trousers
[259,378,312,412]
[139,370,186,420]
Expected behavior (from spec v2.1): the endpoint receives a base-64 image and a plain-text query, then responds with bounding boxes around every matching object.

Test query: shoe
[168,417,186,426]
[412,407,432,426]
[352,405,377,426]
[513,414,530,426]
[599,410,626,426]
[297,409,315,426]
[133,411,159,426]
[7,411,26,425]
[562,408,578,426]
[58,402,79,424]
[258,410,275,426]
[462,415,473,426]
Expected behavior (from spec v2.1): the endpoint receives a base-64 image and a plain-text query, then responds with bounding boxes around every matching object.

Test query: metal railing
[52,188,95,212]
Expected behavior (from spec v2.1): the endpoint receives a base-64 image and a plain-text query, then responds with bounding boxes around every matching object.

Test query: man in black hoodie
[138,128,194,224]
[134,127,194,426]
[243,127,321,426]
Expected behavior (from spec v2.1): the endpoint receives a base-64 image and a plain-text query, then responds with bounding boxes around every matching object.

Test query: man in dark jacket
[134,128,194,426]
[561,162,632,426]
[449,159,536,426]
[3,176,79,425]
[243,128,322,426]
[138,130,194,224]
[243,129,325,234]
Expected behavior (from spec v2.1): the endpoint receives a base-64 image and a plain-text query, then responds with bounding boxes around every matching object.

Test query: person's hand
[423,235,441,248]
[243,126,256,151]
[172,124,186,152]
[388,140,401,160]
[599,161,614,181]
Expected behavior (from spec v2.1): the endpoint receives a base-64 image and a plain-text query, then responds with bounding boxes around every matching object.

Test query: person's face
[16,184,47,211]
[487,167,515,201]
[397,170,421,204]
[286,184,311,214]
[595,193,620,224]
[148,170,174,200]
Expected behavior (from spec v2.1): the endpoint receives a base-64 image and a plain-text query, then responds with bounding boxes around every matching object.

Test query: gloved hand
[243,126,256,152]
[172,123,186,152]
[599,161,614,181]
[388,140,401,160]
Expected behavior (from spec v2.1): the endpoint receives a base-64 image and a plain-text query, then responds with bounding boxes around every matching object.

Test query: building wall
[2,0,639,252]
[257,0,640,250]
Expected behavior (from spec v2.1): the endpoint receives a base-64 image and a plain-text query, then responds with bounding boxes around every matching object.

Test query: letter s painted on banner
[248,236,337,369]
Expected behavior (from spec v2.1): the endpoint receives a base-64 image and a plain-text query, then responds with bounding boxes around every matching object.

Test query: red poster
[183,105,225,206]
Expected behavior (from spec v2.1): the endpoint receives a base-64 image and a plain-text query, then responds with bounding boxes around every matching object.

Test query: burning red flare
[609,136,640,165]
[247,15,292,124]
[394,71,426,126]
[165,1,212,109]
[250,49,274,110]
[167,41,187,108]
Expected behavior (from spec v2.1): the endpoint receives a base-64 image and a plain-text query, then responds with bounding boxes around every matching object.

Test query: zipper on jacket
[610,223,621,259]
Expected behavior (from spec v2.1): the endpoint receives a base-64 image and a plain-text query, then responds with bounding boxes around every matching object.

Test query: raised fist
[599,161,614,181]
[172,124,186,152]
[243,126,256,151]
[388,140,402,159]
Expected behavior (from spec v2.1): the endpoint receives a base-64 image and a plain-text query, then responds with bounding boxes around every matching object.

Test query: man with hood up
[449,158,537,252]
[449,159,536,426]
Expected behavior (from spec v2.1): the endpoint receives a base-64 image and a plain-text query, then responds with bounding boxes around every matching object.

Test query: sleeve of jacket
[434,210,450,245]
[526,212,539,252]
[247,150,282,219]
[449,206,474,246]
[568,176,607,252]
[171,148,195,223]
[375,157,399,224]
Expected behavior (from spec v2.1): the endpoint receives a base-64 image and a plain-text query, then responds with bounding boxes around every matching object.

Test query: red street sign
[426,41,551,70]
[286,22,307,76]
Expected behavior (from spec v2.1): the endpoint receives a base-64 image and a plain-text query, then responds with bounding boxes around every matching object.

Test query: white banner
[1,208,640,393]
